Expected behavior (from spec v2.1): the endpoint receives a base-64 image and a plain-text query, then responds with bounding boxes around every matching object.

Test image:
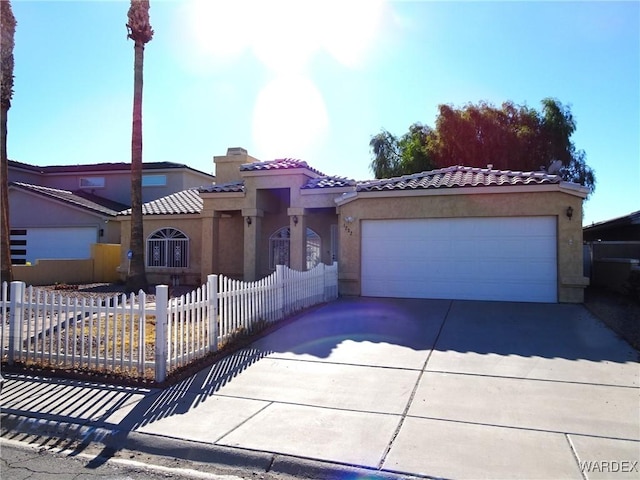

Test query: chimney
[213,147,258,184]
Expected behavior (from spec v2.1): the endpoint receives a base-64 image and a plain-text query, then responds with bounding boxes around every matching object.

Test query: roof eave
[558,181,590,199]
[9,184,119,218]
[241,168,323,180]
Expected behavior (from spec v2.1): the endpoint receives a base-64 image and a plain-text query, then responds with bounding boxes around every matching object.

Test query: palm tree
[125,0,153,292]
[1,1,16,284]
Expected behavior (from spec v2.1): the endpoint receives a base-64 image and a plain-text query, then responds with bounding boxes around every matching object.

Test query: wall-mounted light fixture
[566,206,573,220]
[246,216,252,226]
[344,216,354,224]
[292,215,299,226]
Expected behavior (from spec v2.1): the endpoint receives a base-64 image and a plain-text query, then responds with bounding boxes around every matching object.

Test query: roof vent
[227,147,248,156]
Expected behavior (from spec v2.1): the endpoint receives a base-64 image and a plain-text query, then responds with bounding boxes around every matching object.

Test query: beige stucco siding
[217,215,244,279]
[338,189,587,303]
[118,215,204,285]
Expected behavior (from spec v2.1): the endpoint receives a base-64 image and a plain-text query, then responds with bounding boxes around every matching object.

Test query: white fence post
[8,281,25,365]
[208,274,218,352]
[154,285,169,383]
[275,265,285,320]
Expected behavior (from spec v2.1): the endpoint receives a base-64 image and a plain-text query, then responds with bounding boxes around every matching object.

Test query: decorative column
[288,207,306,271]
[243,208,263,281]
[200,211,220,283]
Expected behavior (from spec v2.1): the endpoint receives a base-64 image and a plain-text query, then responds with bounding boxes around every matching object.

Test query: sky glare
[7,0,640,226]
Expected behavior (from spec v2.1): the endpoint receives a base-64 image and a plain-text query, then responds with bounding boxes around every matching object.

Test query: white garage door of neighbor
[361,217,557,303]
[25,227,97,263]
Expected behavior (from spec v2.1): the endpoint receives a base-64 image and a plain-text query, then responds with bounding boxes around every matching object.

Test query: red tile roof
[198,181,245,193]
[302,176,356,189]
[241,158,326,176]
[120,189,203,215]
[357,166,561,192]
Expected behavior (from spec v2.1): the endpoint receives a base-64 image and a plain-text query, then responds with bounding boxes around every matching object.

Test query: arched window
[306,229,321,269]
[269,227,321,270]
[147,228,189,268]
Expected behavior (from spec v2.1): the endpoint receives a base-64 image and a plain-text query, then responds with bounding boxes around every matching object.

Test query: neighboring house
[8,182,125,264]
[7,160,214,264]
[118,147,589,303]
[583,210,640,292]
[583,210,640,242]
[8,159,215,205]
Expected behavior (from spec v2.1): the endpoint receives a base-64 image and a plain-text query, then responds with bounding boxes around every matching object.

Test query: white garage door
[361,217,557,303]
[25,227,97,263]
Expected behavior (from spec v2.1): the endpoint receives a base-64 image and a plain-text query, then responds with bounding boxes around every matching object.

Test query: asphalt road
[0,438,307,480]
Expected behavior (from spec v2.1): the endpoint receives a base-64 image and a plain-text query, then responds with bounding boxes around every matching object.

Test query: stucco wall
[14,259,95,286]
[217,215,244,279]
[118,215,204,286]
[337,189,587,303]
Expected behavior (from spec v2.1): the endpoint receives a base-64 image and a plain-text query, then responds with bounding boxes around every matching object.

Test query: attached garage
[337,165,590,303]
[361,217,557,303]
[24,227,98,263]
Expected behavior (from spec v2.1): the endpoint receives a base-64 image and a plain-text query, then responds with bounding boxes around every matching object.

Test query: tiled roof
[356,166,561,192]
[10,182,124,216]
[198,181,245,193]
[119,189,203,215]
[302,176,356,189]
[241,158,326,176]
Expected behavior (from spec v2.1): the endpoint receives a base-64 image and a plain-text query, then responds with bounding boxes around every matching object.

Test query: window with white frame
[269,226,321,270]
[147,228,189,268]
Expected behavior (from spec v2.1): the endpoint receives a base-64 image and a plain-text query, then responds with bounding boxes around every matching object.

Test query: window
[79,176,105,188]
[142,174,167,187]
[147,228,189,268]
[269,227,321,270]
[269,227,290,270]
[306,229,321,269]
[330,224,338,262]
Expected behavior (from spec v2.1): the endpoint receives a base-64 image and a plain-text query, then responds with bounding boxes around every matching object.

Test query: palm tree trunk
[0,105,12,284]
[1,0,15,285]
[126,40,148,292]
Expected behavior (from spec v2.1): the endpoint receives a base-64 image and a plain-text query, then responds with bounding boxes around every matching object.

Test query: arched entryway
[269,226,321,270]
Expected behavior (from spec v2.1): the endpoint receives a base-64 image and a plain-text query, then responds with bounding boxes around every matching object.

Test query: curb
[1,413,422,480]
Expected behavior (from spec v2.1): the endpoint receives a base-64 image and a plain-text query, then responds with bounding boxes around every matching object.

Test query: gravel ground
[584,286,640,352]
[32,283,197,302]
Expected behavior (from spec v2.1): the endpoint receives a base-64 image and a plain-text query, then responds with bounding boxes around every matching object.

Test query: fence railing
[1,262,338,383]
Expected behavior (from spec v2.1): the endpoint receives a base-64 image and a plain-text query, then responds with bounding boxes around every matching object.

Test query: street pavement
[1,297,639,479]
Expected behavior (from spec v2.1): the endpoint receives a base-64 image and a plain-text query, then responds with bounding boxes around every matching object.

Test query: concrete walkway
[1,298,639,479]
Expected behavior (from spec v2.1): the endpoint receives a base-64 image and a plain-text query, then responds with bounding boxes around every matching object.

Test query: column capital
[287,207,306,217]
[242,208,264,218]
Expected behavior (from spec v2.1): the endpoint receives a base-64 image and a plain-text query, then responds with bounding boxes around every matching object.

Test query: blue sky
[7,0,639,226]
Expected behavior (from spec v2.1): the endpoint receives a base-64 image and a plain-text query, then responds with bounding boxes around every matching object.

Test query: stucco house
[117,147,589,303]
[8,159,214,264]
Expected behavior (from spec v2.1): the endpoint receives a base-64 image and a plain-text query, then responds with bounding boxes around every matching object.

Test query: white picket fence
[0,262,338,382]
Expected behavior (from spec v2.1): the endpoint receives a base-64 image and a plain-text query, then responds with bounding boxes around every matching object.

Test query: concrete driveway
[2,298,639,479]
